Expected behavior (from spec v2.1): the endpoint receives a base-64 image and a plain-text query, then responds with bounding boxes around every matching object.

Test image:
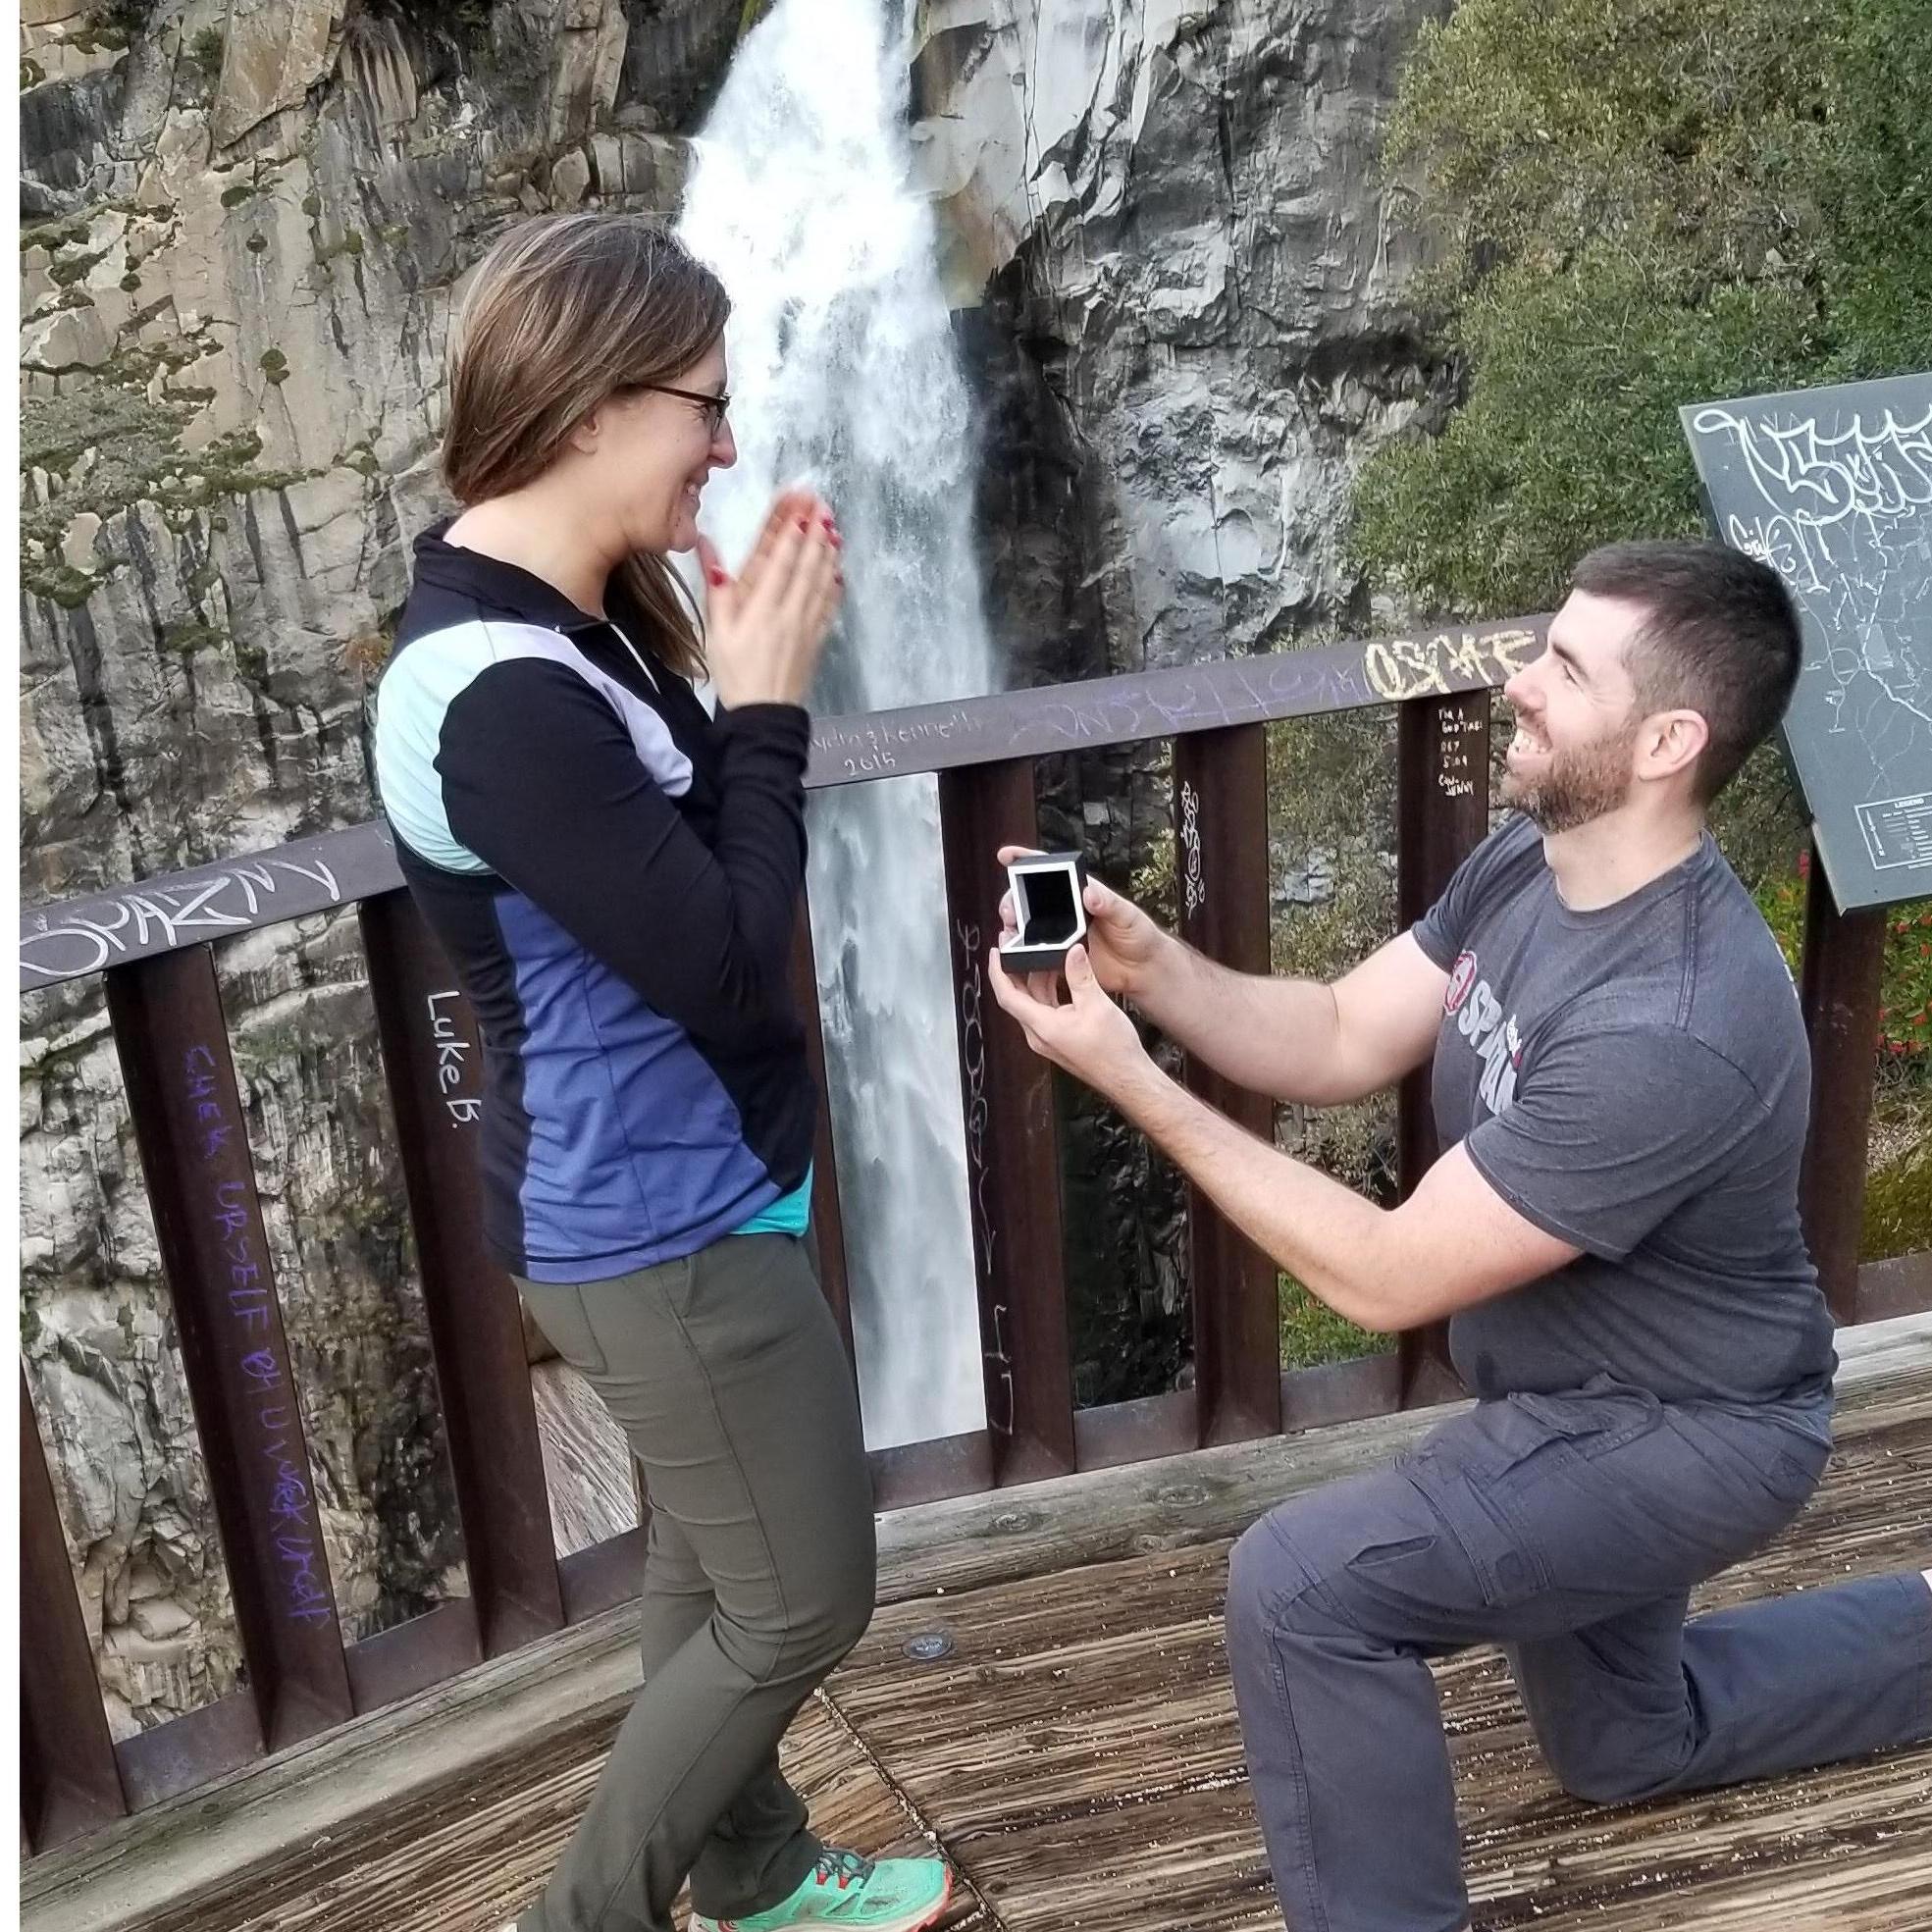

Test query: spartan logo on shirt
[1445,949,1522,1116]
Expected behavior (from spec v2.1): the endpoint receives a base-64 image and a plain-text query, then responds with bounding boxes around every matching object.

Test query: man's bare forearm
[1131,936,1352,1106]
[1109,1050,1405,1327]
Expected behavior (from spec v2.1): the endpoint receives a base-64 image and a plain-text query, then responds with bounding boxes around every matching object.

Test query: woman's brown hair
[443,213,730,680]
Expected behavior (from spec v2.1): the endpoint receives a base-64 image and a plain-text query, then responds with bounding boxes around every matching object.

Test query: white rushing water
[678,0,992,1448]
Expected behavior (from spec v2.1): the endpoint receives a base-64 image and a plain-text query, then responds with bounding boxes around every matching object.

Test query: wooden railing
[19,618,1926,1852]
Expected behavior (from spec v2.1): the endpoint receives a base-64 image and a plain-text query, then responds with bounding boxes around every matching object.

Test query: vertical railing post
[1798,846,1886,1324]
[792,905,856,1359]
[1172,725,1282,1445]
[20,1372,128,1851]
[359,891,565,1656]
[107,949,356,1751]
[1394,693,1491,1405]
[939,760,1077,1484]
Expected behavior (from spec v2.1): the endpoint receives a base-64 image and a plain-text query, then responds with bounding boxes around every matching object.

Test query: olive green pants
[514,1232,876,1932]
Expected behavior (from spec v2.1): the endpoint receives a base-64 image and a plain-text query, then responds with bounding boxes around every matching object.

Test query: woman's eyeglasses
[634,382,731,437]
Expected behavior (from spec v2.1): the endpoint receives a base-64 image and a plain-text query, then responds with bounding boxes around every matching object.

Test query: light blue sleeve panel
[373,620,696,875]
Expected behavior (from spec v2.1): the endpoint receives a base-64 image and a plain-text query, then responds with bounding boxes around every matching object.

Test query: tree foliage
[1352,0,1931,615]
[1350,0,1931,1252]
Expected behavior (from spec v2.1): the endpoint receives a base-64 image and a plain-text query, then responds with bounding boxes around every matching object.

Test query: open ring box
[1000,852,1090,974]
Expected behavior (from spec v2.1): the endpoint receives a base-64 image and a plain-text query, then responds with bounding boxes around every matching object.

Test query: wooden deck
[25,1320,1932,1932]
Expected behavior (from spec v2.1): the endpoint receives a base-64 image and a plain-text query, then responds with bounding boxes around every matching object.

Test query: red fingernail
[707,567,727,587]
[827,531,843,550]
[798,517,810,532]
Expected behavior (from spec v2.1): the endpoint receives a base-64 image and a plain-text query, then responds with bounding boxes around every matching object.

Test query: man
[987,541,1930,1932]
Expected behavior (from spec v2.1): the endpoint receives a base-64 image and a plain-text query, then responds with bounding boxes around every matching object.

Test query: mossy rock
[220,182,258,209]
[258,347,290,385]
[160,617,229,656]
[25,561,102,608]
[50,249,111,287]
[68,23,131,56]
[246,233,269,254]
[22,57,45,89]
[19,371,320,596]
[23,214,95,255]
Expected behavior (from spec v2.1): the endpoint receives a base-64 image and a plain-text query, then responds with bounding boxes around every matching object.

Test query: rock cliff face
[907,0,1452,1401]
[20,0,1445,1731]
[19,0,739,1736]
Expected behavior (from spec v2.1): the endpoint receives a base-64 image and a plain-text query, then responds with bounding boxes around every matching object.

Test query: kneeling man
[988,541,1931,1932]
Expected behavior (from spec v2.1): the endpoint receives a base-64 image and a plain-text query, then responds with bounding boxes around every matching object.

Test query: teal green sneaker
[690,1849,953,1931]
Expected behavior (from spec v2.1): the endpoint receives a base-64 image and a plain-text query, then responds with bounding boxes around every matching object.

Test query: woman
[374,213,952,1932]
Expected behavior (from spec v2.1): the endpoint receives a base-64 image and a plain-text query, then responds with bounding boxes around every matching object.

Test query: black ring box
[999,852,1090,973]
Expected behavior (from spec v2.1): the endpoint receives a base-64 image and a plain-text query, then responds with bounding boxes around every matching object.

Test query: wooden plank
[530,1361,635,1558]
[341,1602,483,1719]
[19,622,1553,991]
[1799,851,1887,1323]
[831,1381,1932,1932]
[26,1318,1928,1929]
[1072,1389,1198,1472]
[113,1694,262,1814]
[1279,1351,1401,1433]
[1171,725,1281,1446]
[869,1432,997,1512]
[792,905,856,1358]
[19,824,401,991]
[938,759,1076,1486]
[106,949,354,1754]
[1856,1248,1932,1326]
[807,617,1546,792]
[1394,690,1491,1408]
[359,892,563,1660]
[113,1694,985,1932]
[555,1529,647,1627]
[20,1374,128,1849]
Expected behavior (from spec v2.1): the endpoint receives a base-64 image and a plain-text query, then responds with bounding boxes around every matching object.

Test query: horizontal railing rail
[19,614,1923,1852]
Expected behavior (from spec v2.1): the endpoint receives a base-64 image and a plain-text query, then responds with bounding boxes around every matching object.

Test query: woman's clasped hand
[696,487,845,709]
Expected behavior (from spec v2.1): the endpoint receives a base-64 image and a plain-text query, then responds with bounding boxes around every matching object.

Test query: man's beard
[1502,718,1639,834]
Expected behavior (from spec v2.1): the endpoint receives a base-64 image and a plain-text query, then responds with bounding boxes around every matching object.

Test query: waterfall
[677,0,992,1448]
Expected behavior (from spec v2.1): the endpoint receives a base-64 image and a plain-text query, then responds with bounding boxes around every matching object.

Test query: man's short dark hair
[1570,540,1802,803]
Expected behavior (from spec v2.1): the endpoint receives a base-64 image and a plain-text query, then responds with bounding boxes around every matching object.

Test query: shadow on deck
[26,1319,1932,1932]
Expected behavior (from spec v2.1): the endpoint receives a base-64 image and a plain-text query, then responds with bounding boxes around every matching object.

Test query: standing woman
[374,214,952,1932]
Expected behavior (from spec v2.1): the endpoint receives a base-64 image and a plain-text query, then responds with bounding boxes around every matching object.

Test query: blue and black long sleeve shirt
[373,523,815,1282]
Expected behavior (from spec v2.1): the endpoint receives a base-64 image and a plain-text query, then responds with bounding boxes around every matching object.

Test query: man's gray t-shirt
[1412,813,1835,1408]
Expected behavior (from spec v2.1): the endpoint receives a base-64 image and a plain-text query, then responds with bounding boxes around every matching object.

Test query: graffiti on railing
[238,1346,335,1628]
[1178,780,1206,919]
[21,856,346,984]
[818,705,977,780]
[188,1044,334,1626]
[426,990,483,1126]
[1024,664,1330,751]
[953,914,1012,1437]
[1436,705,1482,802]
[185,1039,237,1163]
[1361,628,1538,705]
